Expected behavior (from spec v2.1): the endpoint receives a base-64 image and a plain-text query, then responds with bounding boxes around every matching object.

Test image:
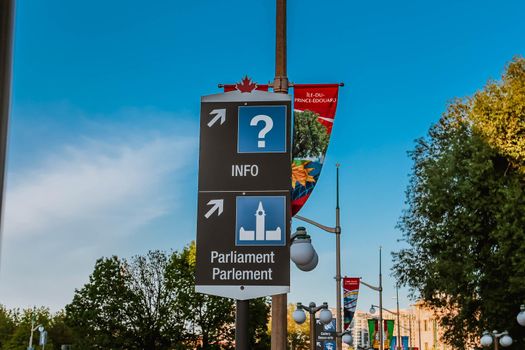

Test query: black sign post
[196,89,292,300]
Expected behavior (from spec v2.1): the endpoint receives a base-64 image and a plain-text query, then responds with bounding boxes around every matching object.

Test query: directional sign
[196,90,291,300]
[316,318,336,350]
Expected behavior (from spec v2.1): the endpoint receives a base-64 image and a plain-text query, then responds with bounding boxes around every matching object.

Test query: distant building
[349,302,449,350]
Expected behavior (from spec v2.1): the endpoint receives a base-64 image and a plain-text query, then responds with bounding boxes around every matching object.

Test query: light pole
[395,287,401,350]
[293,302,333,350]
[370,303,413,350]
[479,304,525,350]
[294,164,343,349]
[480,330,513,350]
[27,311,44,350]
[360,247,384,350]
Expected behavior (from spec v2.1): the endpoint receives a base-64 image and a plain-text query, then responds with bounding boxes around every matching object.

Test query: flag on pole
[368,319,395,349]
[291,84,340,215]
[343,277,360,330]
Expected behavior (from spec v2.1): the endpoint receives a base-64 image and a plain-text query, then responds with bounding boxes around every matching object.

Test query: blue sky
[1,0,524,312]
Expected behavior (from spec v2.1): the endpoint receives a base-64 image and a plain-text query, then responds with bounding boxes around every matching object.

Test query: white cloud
[0,109,198,311]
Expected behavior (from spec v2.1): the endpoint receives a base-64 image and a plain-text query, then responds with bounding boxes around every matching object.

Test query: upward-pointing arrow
[207,109,226,127]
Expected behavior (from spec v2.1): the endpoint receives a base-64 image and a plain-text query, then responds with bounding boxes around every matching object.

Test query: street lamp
[480,330,513,350]
[293,302,333,350]
[517,304,525,327]
[294,164,343,349]
[360,247,384,350]
[27,310,44,350]
[290,227,318,271]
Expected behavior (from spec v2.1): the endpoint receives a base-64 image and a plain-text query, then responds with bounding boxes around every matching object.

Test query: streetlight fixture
[294,164,343,349]
[517,304,525,327]
[290,227,318,271]
[293,302,333,350]
[478,304,525,350]
[27,309,44,350]
[480,330,513,350]
[360,247,384,350]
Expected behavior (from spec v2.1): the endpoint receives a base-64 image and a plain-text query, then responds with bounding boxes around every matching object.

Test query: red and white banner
[293,84,339,133]
[291,84,340,215]
[343,277,360,331]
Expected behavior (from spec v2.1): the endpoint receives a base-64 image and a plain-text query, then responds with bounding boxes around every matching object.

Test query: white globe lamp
[319,308,333,325]
[296,250,318,271]
[293,309,306,324]
[480,332,493,347]
[342,334,353,345]
[499,334,513,347]
[517,305,525,326]
[290,227,316,266]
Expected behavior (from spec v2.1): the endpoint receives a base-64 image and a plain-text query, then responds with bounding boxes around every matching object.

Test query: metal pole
[335,164,342,350]
[418,318,422,350]
[271,0,288,349]
[379,247,384,350]
[273,0,287,93]
[0,0,14,264]
[396,287,401,350]
[236,300,250,350]
[408,314,412,350]
[28,319,34,350]
[309,307,316,350]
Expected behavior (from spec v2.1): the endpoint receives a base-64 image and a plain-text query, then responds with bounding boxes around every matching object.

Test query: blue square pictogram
[235,196,286,246]
[237,105,287,153]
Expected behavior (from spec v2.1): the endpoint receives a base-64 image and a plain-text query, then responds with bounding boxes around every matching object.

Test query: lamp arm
[360,279,381,292]
[294,215,337,234]
[370,304,398,315]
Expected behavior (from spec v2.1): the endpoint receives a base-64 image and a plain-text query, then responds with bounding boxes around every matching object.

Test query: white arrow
[204,199,223,219]
[207,109,226,127]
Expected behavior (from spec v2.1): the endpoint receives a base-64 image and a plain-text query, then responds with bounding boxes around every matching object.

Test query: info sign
[195,90,292,300]
[315,318,337,350]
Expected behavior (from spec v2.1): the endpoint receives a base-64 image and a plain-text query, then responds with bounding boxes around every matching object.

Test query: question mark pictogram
[250,115,274,148]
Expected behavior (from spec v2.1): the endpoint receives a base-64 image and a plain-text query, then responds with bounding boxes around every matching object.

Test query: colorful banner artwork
[368,319,395,349]
[291,84,339,215]
[220,80,340,216]
[343,277,360,331]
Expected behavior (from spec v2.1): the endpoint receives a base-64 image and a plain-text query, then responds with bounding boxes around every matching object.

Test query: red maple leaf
[235,76,257,93]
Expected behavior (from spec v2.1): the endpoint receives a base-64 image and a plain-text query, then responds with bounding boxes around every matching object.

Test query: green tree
[393,58,525,349]
[66,251,187,349]
[65,243,271,349]
[171,243,271,349]
[0,306,17,349]
[3,307,54,350]
[167,243,235,349]
[285,303,309,350]
[46,311,75,350]
[247,298,271,350]
[293,110,330,158]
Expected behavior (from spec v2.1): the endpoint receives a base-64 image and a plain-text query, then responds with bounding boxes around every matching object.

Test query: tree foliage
[63,243,270,349]
[293,110,330,159]
[393,57,525,349]
[0,306,67,350]
[470,58,525,173]
[286,304,309,350]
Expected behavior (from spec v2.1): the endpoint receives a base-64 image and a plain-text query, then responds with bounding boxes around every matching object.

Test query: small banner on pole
[368,319,395,349]
[343,277,360,330]
[291,84,339,215]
